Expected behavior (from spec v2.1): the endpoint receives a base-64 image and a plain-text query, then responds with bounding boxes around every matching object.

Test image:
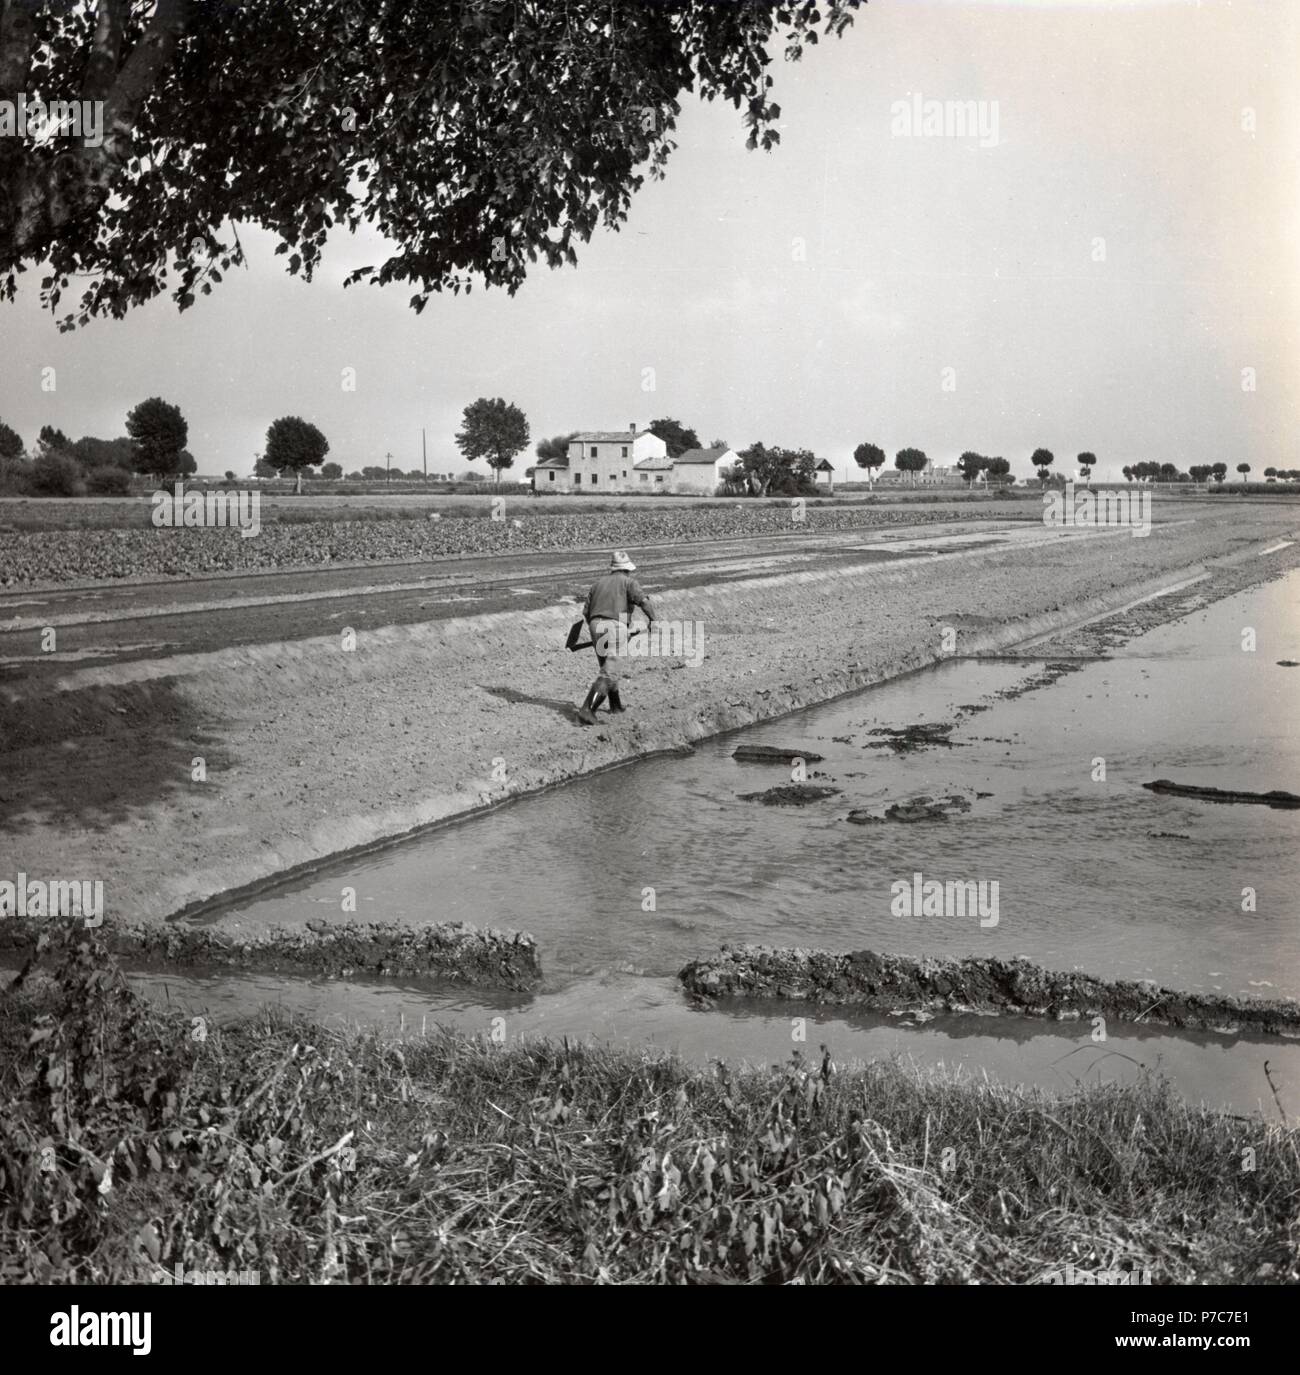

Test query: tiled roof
[814,458,835,471]
[533,455,570,469]
[571,430,637,443]
[673,446,731,465]
[632,455,674,471]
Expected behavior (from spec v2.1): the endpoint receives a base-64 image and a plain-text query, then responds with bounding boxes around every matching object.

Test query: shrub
[86,465,133,495]
[29,450,87,496]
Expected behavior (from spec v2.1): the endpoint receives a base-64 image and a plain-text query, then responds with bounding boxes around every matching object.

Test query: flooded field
[138,571,1300,1119]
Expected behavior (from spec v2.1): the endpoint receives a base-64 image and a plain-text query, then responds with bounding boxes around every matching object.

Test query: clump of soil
[739,784,840,806]
[863,722,958,754]
[1143,779,1300,809]
[847,794,972,824]
[732,744,824,763]
[680,945,1300,1037]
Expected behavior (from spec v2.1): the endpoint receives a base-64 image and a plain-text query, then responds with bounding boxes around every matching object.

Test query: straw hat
[609,550,636,571]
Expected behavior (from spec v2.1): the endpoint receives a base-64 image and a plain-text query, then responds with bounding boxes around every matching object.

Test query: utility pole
[385,451,392,485]
[422,428,427,481]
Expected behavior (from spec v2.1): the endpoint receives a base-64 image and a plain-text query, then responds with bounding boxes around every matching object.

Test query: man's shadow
[480,685,589,726]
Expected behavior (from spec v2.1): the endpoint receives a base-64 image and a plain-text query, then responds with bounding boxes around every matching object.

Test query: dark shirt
[584,571,654,624]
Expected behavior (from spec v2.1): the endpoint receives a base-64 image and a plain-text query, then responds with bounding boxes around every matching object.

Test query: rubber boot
[577,684,606,725]
[607,686,625,714]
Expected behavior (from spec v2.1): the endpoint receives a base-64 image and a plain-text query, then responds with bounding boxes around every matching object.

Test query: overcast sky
[3,0,1297,483]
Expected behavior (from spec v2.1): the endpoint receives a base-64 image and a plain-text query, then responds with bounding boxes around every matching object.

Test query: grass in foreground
[2,933,1297,1284]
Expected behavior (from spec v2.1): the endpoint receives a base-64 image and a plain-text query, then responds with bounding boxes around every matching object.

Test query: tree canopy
[852,441,885,475]
[648,418,701,458]
[894,447,927,484]
[125,397,187,478]
[1,0,863,330]
[266,415,330,491]
[737,442,817,496]
[0,418,22,458]
[456,396,529,484]
[535,432,578,462]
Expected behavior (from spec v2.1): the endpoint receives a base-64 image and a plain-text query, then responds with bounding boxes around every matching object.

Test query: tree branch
[83,0,129,102]
[0,0,41,99]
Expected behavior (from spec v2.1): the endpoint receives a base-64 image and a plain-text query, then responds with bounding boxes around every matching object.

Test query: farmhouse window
[574,473,582,485]
[622,447,629,458]
[590,446,597,458]
[548,471,555,482]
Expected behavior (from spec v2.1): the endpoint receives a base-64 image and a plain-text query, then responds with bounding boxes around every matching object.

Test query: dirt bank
[1,509,1296,959]
[679,945,1300,1037]
[2,916,540,989]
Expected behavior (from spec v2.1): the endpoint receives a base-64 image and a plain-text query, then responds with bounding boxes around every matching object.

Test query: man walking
[578,550,655,725]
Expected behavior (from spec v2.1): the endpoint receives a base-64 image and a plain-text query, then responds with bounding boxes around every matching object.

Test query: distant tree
[1030,447,1054,484]
[456,397,529,486]
[738,442,817,497]
[984,456,1011,485]
[709,438,730,450]
[265,415,330,493]
[0,420,22,459]
[86,465,132,495]
[894,447,928,486]
[648,418,701,458]
[459,470,488,482]
[1264,467,1277,479]
[178,449,197,476]
[536,432,578,462]
[853,441,886,484]
[1159,463,1177,481]
[1121,466,1133,482]
[224,470,236,482]
[956,450,985,488]
[388,467,406,480]
[1077,451,1096,483]
[1189,465,1209,484]
[30,451,85,496]
[38,425,72,455]
[1236,463,1250,482]
[345,471,363,481]
[1211,463,1227,484]
[321,461,343,479]
[254,457,278,479]
[71,435,138,471]
[126,398,188,478]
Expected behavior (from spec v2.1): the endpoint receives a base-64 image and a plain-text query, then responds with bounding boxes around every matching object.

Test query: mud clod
[864,722,958,753]
[732,744,825,764]
[739,784,840,806]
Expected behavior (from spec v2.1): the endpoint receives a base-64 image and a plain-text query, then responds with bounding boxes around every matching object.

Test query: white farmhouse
[666,446,739,494]
[568,424,667,493]
[528,428,739,495]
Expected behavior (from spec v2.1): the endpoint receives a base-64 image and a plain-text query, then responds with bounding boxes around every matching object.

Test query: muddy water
[153,571,1300,1118]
